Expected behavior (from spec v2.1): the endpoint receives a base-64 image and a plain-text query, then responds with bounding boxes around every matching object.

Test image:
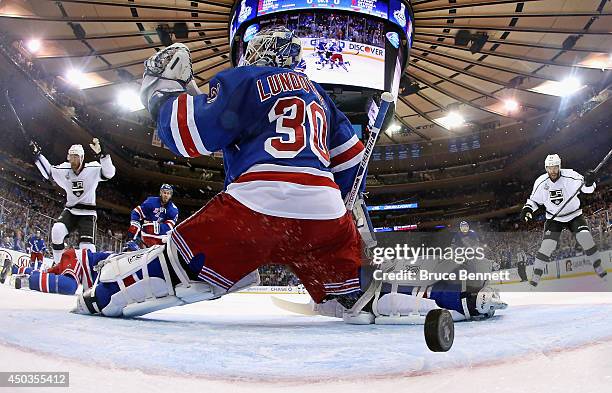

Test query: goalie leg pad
[76,245,216,317]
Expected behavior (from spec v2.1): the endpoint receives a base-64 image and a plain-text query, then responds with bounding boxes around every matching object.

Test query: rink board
[494,249,612,285]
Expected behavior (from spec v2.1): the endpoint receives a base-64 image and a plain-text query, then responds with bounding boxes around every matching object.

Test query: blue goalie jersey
[156,66,365,220]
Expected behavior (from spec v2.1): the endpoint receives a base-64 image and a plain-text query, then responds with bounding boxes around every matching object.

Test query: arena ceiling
[1,0,611,143]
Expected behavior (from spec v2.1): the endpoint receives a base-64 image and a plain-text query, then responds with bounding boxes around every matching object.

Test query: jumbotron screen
[230,0,412,93]
[255,13,387,90]
[230,0,412,41]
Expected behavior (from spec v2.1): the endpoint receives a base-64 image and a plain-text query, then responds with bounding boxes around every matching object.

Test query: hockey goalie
[72,28,506,345]
[74,27,367,318]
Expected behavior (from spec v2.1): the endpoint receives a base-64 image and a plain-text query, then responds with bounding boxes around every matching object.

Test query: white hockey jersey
[35,154,116,216]
[524,168,595,222]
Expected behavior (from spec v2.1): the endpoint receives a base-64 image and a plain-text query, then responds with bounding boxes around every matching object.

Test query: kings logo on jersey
[549,189,564,205]
[72,180,84,197]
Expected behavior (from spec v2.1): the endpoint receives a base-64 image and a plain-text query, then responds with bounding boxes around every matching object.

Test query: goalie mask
[239,26,303,69]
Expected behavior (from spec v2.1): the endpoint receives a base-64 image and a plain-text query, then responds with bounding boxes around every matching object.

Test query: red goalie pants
[170,193,363,303]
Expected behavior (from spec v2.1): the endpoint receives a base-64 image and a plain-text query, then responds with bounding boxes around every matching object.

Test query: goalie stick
[549,148,612,221]
[340,92,395,318]
[345,91,394,210]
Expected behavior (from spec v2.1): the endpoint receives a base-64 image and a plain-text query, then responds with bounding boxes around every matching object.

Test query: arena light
[561,77,582,96]
[436,111,465,130]
[528,77,584,97]
[65,68,90,88]
[386,123,401,134]
[26,39,41,53]
[116,88,145,112]
[503,99,519,112]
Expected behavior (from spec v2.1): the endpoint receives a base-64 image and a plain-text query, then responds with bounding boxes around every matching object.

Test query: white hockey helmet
[67,144,85,162]
[544,154,561,169]
[474,287,507,318]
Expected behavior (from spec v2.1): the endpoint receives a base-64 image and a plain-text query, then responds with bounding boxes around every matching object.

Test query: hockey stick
[4,90,30,142]
[340,93,394,318]
[271,296,318,316]
[549,148,612,221]
[5,90,50,179]
[345,92,394,210]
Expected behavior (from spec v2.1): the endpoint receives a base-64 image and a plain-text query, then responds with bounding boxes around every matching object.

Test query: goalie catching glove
[140,43,202,117]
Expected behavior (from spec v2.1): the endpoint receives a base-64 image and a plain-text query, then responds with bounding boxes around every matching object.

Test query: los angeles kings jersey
[524,169,595,222]
[35,154,116,216]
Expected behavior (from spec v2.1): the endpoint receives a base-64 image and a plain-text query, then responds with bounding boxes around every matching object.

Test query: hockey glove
[520,207,533,223]
[140,43,192,117]
[127,221,141,240]
[29,140,42,157]
[584,170,596,187]
[123,240,140,252]
[89,138,105,158]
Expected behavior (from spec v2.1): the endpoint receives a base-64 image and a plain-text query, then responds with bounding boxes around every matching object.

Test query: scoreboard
[258,0,389,19]
[231,0,412,45]
[229,0,413,118]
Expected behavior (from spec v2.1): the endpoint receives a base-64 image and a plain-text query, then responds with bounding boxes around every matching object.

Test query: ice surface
[1,275,612,392]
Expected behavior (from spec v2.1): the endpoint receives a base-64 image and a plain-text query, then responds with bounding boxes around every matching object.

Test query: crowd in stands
[132,154,220,182]
[368,156,511,186]
[259,265,301,286]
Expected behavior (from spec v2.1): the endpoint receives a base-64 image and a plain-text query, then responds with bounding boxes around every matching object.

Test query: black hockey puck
[424,309,454,352]
[14,277,21,290]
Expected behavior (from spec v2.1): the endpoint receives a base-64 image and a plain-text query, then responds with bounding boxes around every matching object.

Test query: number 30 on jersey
[265,97,330,166]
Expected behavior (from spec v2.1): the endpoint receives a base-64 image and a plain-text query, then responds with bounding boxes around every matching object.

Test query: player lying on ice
[72,27,506,324]
[309,256,508,323]
[11,246,128,293]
